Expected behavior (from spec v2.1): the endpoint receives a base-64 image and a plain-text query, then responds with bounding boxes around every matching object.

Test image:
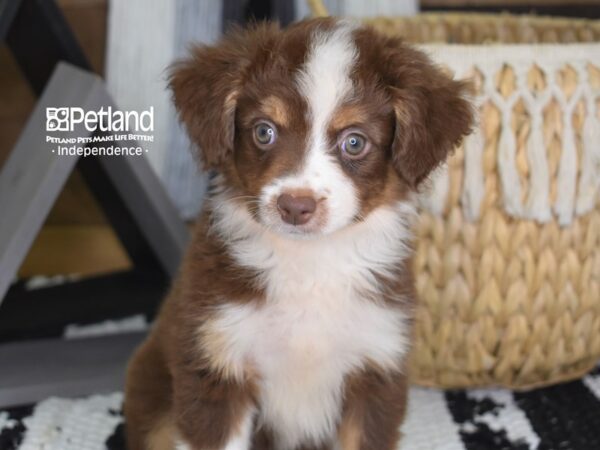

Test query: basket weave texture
[415,43,600,389]
[309,1,600,389]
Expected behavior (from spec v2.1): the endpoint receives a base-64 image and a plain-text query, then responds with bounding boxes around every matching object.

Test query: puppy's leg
[124,337,173,450]
[337,369,408,450]
[221,407,255,450]
[173,368,255,450]
[177,407,253,450]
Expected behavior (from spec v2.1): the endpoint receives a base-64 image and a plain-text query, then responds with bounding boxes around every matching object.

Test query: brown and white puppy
[124,18,472,450]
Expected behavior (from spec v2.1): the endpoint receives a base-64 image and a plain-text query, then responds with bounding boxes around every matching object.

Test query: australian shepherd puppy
[125,18,472,450]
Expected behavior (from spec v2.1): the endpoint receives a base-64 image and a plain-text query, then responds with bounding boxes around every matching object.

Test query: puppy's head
[170,19,472,237]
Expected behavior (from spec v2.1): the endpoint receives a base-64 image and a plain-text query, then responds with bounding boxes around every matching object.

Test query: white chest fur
[209,287,408,449]
[203,198,415,449]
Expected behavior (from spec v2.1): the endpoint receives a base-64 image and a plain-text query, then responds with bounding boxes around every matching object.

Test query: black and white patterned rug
[1,366,599,450]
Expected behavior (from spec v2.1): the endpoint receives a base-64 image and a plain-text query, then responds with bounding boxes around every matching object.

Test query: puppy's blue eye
[254,122,277,147]
[340,132,368,158]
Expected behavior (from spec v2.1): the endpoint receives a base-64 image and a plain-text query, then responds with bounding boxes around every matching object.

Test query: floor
[1,362,599,450]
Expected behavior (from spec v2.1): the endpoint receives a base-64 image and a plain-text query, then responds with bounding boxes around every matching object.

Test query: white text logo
[46,106,154,133]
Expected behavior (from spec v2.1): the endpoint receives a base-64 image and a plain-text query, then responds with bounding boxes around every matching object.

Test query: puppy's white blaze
[261,22,359,234]
[299,22,357,131]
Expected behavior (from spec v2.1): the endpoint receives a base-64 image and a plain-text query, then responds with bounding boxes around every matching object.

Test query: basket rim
[418,41,600,53]
[360,12,600,47]
[366,12,600,27]
[307,0,600,27]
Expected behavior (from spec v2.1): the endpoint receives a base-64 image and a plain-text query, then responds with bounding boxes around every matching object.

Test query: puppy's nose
[277,194,316,225]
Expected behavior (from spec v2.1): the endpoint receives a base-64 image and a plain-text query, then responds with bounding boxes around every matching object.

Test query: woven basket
[309,1,600,389]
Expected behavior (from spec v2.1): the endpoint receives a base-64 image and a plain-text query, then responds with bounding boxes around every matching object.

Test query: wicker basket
[309,1,600,389]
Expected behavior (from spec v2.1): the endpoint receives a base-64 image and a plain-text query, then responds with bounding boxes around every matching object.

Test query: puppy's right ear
[169,23,279,169]
[379,38,473,188]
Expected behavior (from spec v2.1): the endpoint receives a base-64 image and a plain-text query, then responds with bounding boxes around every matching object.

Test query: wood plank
[0,332,146,407]
[0,60,189,302]
[1,0,110,225]
[0,63,109,302]
[18,225,130,277]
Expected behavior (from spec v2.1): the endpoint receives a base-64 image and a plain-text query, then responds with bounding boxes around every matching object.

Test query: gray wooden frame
[0,62,189,305]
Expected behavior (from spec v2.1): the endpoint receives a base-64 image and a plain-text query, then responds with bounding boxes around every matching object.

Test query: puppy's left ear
[384,42,473,188]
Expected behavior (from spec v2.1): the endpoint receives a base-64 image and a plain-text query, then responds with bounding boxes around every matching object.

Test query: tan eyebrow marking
[330,105,368,131]
[260,96,290,127]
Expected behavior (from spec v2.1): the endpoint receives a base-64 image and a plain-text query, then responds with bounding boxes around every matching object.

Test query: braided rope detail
[421,45,600,226]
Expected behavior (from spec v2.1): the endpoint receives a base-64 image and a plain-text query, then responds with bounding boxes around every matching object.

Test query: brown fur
[338,368,409,450]
[125,18,472,450]
[125,219,263,450]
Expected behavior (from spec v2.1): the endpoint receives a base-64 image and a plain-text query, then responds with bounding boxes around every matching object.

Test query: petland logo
[46,106,155,157]
[46,106,154,132]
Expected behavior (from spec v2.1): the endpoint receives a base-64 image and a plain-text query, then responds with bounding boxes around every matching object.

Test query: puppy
[124,18,472,450]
